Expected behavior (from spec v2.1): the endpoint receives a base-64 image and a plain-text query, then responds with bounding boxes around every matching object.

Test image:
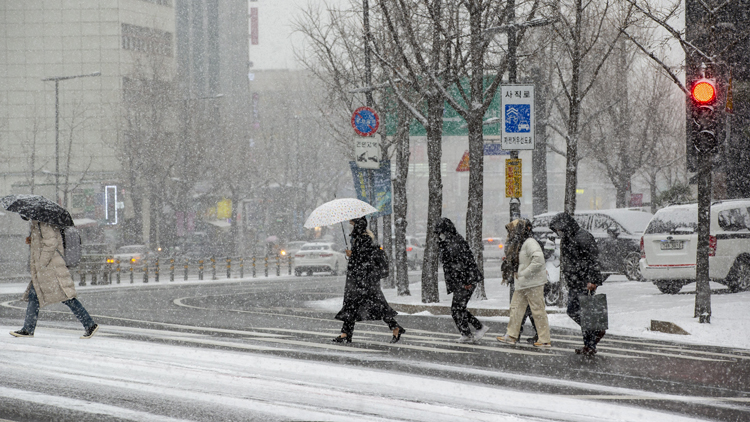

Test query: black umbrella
[0,194,74,227]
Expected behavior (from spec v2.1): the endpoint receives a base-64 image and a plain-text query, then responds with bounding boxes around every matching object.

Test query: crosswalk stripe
[552,337,730,362]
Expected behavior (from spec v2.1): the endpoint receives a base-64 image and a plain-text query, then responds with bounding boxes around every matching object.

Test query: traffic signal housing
[689,77,721,153]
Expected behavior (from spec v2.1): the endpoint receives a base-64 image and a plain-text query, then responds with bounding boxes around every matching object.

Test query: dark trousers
[23,286,95,334]
[340,316,400,339]
[452,285,483,336]
[567,288,598,349]
[509,283,537,339]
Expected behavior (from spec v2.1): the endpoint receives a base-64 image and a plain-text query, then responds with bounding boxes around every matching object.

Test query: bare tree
[547,0,634,213]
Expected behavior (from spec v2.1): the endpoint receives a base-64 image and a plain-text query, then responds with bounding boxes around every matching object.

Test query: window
[718,208,750,232]
[139,0,172,6]
[645,207,698,235]
[122,23,173,57]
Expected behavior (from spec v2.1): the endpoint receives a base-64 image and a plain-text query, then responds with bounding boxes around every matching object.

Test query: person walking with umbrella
[434,217,490,343]
[332,217,405,344]
[1,195,99,339]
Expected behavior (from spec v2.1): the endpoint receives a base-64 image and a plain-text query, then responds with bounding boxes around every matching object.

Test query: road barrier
[75,254,295,286]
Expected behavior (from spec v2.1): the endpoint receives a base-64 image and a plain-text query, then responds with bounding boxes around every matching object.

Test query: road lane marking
[552,337,730,362]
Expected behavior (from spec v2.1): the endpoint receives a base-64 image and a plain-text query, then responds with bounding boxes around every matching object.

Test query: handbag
[578,292,608,331]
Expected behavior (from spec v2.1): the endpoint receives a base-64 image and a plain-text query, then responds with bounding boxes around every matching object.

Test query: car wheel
[727,258,750,293]
[655,281,682,294]
[414,257,422,271]
[307,270,313,276]
[624,252,642,281]
[294,269,301,277]
[543,282,561,307]
[331,261,339,276]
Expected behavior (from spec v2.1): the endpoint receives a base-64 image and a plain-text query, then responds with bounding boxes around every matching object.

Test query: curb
[389,303,567,317]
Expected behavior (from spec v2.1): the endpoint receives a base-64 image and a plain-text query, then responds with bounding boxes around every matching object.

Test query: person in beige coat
[497,219,551,347]
[10,218,99,339]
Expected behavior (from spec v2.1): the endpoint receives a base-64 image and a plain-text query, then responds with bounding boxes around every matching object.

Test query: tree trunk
[466,117,486,299]
[421,92,444,303]
[393,99,411,296]
[381,139,395,289]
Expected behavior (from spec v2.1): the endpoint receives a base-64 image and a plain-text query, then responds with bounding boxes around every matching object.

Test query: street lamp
[42,71,101,203]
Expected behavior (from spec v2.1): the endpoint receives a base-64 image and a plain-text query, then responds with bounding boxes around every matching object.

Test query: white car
[282,241,307,258]
[640,199,750,294]
[482,237,505,261]
[293,242,347,276]
[114,244,154,265]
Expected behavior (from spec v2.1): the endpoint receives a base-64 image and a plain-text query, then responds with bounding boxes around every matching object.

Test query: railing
[75,255,295,286]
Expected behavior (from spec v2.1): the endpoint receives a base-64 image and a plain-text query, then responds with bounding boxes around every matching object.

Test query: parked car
[533,208,654,281]
[640,199,750,294]
[114,244,154,265]
[482,237,505,261]
[292,242,347,276]
[405,236,424,270]
[80,243,115,265]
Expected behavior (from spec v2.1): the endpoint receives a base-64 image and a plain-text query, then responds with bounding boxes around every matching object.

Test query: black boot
[332,334,352,343]
[390,326,406,344]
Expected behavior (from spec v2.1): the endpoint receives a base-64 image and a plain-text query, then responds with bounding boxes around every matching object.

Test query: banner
[349,160,392,218]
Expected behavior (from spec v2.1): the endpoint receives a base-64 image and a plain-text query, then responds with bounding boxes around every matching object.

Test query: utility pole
[507,0,521,220]
[363,0,379,241]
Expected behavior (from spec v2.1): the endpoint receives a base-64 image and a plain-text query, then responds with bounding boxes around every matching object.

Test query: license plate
[660,240,684,250]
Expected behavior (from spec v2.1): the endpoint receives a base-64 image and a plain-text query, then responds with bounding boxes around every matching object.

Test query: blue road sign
[352,107,380,137]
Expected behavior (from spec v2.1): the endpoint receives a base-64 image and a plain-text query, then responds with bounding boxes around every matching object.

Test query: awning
[74,218,98,228]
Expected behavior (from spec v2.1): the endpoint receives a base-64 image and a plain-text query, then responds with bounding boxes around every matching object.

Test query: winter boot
[80,324,99,339]
[9,330,33,338]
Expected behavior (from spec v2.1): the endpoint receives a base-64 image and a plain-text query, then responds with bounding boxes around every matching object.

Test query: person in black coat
[332,217,405,344]
[434,218,490,343]
[549,212,606,355]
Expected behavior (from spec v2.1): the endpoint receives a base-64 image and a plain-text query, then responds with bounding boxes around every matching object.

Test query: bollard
[226,257,231,279]
[116,260,121,284]
[155,258,160,282]
[184,258,189,281]
[276,255,280,277]
[211,256,217,280]
[130,260,134,284]
[91,269,97,286]
[264,256,268,277]
[288,256,292,275]
[198,259,204,280]
[252,256,256,278]
[240,257,244,278]
[143,261,149,283]
[170,258,175,282]
[79,266,86,287]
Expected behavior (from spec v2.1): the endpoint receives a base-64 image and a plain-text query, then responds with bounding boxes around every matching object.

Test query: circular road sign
[351,106,380,136]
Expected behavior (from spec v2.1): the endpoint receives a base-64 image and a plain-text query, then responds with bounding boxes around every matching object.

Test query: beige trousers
[505,285,550,343]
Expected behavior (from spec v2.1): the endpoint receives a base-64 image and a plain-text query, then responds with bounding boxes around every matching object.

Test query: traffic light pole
[695,151,712,323]
[507,0,521,221]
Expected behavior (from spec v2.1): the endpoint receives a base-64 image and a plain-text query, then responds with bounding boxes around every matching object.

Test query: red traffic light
[691,80,716,104]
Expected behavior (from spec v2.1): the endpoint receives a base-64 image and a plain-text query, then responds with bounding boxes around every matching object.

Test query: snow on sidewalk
[310,275,750,350]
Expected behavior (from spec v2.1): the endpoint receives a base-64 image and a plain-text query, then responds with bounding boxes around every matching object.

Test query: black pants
[510,283,537,339]
[567,288,598,348]
[452,285,483,336]
[341,316,400,339]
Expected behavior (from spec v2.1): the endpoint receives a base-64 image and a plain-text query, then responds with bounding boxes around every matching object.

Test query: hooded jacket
[549,212,604,290]
[434,218,483,294]
[335,217,397,322]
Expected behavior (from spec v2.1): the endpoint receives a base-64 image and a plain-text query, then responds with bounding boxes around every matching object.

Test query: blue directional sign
[351,106,380,137]
[501,85,535,150]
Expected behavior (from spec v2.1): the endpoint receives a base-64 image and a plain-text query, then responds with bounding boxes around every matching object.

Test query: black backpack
[59,226,82,268]
[373,245,389,279]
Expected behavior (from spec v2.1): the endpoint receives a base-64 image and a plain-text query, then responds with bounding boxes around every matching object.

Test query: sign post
[501,85,535,219]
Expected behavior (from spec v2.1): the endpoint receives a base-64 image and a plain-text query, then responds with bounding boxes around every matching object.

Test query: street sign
[351,106,380,136]
[355,137,381,169]
[501,85,535,150]
[505,158,522,198]
[456,151,470,172]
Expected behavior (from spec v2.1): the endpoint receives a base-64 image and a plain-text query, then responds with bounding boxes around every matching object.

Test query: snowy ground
[310,275,750,351]
[1,273,747,421]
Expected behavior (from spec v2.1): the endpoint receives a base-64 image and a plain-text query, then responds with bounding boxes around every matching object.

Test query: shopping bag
[578,293,608,331]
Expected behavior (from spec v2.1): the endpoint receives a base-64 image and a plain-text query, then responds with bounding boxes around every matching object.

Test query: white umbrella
[304,198,377,229]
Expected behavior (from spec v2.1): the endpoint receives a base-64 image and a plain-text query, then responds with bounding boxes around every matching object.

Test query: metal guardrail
[75,255,295,286]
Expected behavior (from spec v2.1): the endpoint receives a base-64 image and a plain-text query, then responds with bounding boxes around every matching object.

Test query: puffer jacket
[23,221,77,308]
[549,212,604,290]
[515,237,546,290]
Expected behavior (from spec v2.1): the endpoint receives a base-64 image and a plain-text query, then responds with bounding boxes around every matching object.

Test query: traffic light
[689,78,720,153]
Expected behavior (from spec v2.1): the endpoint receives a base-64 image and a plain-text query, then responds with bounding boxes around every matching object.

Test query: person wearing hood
[434,217,490,343]
[501,219,538,344]
[549,212,605,356]
[332,217,405,344]
[497,219,551,347]
[10,216,99,339]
